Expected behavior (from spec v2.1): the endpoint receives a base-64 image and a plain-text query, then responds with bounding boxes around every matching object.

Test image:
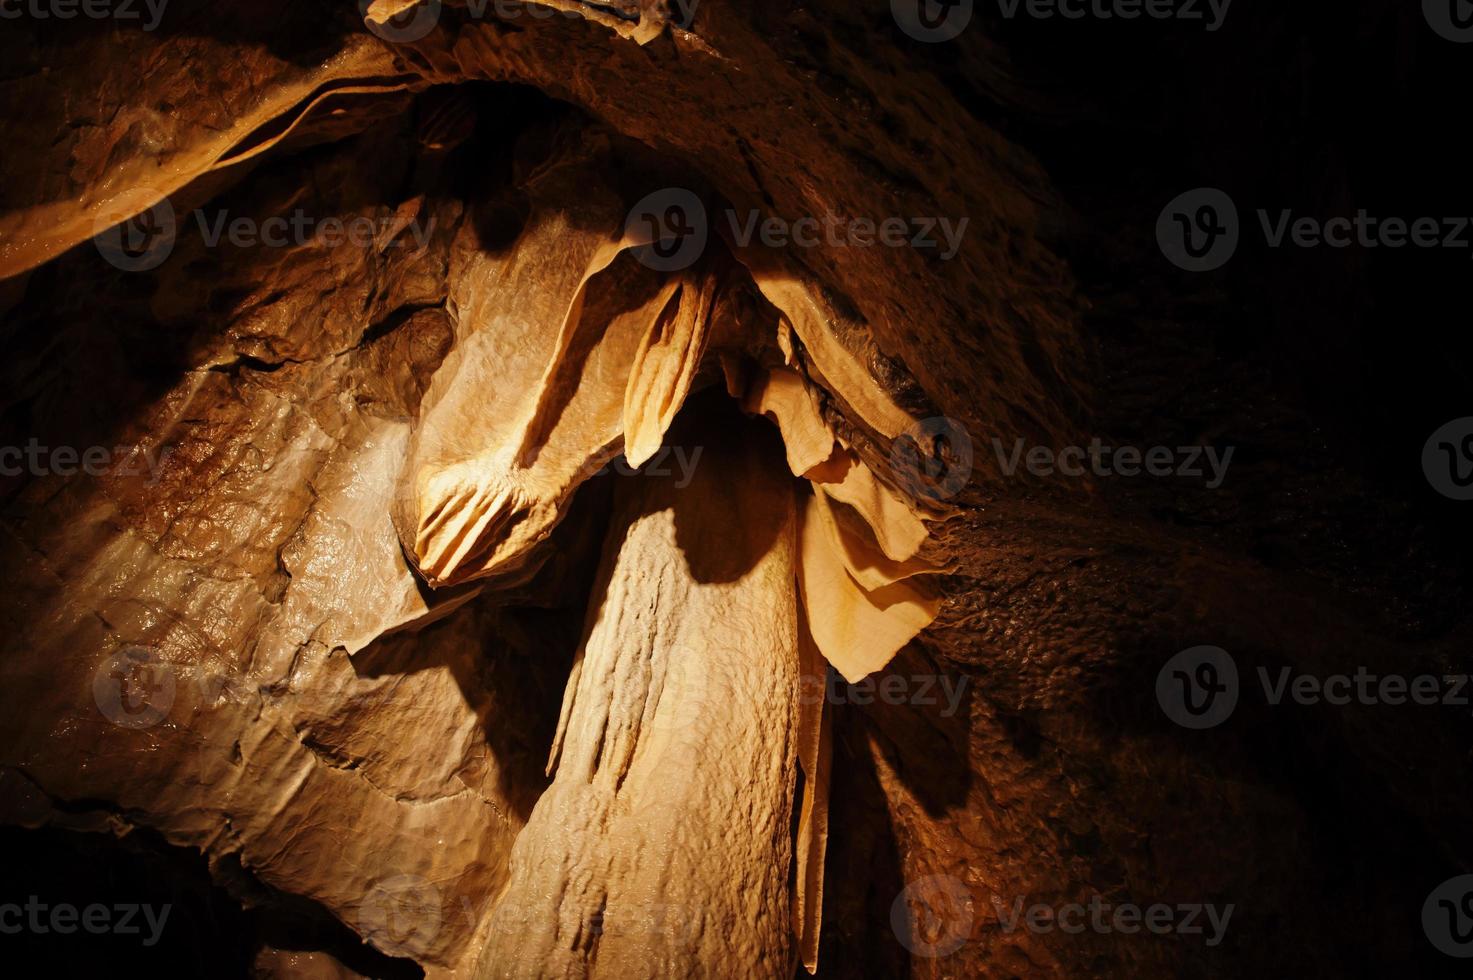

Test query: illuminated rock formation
[1,4,1467,979]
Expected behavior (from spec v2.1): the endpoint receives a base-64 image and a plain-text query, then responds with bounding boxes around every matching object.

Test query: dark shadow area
[850,644,976,819]
[0,823,422,978]
[813,702,911,979]
[901,4,1473,974]
[979,0,1473,600]
[354,471,609,822]
[667,388,792,586]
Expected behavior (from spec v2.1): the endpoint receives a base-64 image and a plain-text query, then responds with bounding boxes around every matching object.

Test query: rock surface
[2,3,1470,979]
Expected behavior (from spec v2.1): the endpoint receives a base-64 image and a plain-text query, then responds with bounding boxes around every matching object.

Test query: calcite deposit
[1,3,1468,979]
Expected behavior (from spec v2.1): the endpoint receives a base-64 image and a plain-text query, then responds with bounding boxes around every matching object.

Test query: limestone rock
[1,5,1468,980]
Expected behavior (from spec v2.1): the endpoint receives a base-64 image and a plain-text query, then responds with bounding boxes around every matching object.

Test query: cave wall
[2,2,1471,978]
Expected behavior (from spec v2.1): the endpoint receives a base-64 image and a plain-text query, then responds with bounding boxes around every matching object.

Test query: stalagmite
[476,405,801,978]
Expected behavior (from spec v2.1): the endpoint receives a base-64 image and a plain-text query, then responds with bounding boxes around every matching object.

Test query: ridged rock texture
[2,2,1470,979]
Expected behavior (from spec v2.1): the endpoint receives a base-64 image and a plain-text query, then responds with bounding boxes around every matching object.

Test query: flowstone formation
[0,9,953,973]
